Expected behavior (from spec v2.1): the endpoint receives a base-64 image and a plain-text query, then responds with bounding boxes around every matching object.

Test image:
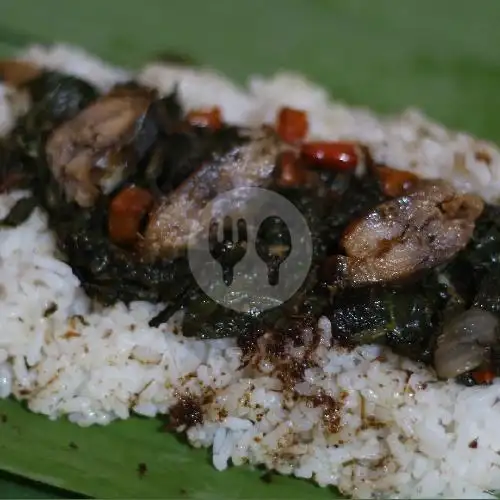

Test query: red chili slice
[186,107,222,129]
[300,141,360,171]
[374,165,419,197]
[108,186,154,245]
[276,107,308,144]
[471,369,495,385]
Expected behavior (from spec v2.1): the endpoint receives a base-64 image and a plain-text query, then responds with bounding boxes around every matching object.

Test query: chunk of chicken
[141,128,289,259]
[45,86,156,207]
[324,180,484,287]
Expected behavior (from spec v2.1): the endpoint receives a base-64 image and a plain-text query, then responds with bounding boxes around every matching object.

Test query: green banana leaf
[1,0,500,498]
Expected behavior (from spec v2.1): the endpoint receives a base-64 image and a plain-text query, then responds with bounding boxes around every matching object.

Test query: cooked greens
[1,68,500,386]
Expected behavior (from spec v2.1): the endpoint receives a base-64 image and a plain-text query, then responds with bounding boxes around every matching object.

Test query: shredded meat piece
[141,128,289,259]
[45,86,156,207]
[325,180,484,287]
[0,60,42,87]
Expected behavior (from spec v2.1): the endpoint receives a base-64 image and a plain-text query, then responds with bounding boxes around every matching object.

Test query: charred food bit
[324,180,484,288]
[45,85,157,207]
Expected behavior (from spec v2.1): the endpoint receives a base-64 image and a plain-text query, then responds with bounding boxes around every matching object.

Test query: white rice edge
[0,45,499,499]
[17,43,132,92]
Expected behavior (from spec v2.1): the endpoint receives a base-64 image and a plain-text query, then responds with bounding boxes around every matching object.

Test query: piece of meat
[324,180,484,287]
[0,60,42,87]
[45,86,157,207]
[141,128,290,259]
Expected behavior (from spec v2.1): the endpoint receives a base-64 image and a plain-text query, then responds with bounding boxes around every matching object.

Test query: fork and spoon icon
[188,186,312,314]
[208,215,292,287]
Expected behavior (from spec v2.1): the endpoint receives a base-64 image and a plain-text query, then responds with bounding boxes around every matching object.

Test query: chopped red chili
[374,165,419,197]
[186,107,222,129]
[108,186,154,245]
[300,141,359,171]
[276,106,308,144]
[471,369,495,385]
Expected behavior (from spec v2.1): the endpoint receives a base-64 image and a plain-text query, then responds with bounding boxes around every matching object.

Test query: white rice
[1,43,500,499]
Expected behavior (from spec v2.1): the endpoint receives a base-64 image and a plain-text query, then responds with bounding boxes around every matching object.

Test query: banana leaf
[1,0,500,498]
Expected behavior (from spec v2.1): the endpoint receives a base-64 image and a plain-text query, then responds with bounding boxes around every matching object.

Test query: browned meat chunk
[324,180,484,287]
[141,128,289,259]
[45,86,156,207]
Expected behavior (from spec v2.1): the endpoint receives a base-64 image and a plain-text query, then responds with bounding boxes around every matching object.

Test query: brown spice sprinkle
[276,358,314,392]
[361,415,386,431]
[43,302,58,318]
[62,330,81,339]
[168,395,204,429]
[475,149,492,165]
[102,329,112,339]
[308,392,342,434]
[217,408,228,421]
[263,330,288,359]
[68,316,77,330]
[331,336,357,352]
[73,314,90,326]
[202,390,215,406]
[469,438,478,449]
